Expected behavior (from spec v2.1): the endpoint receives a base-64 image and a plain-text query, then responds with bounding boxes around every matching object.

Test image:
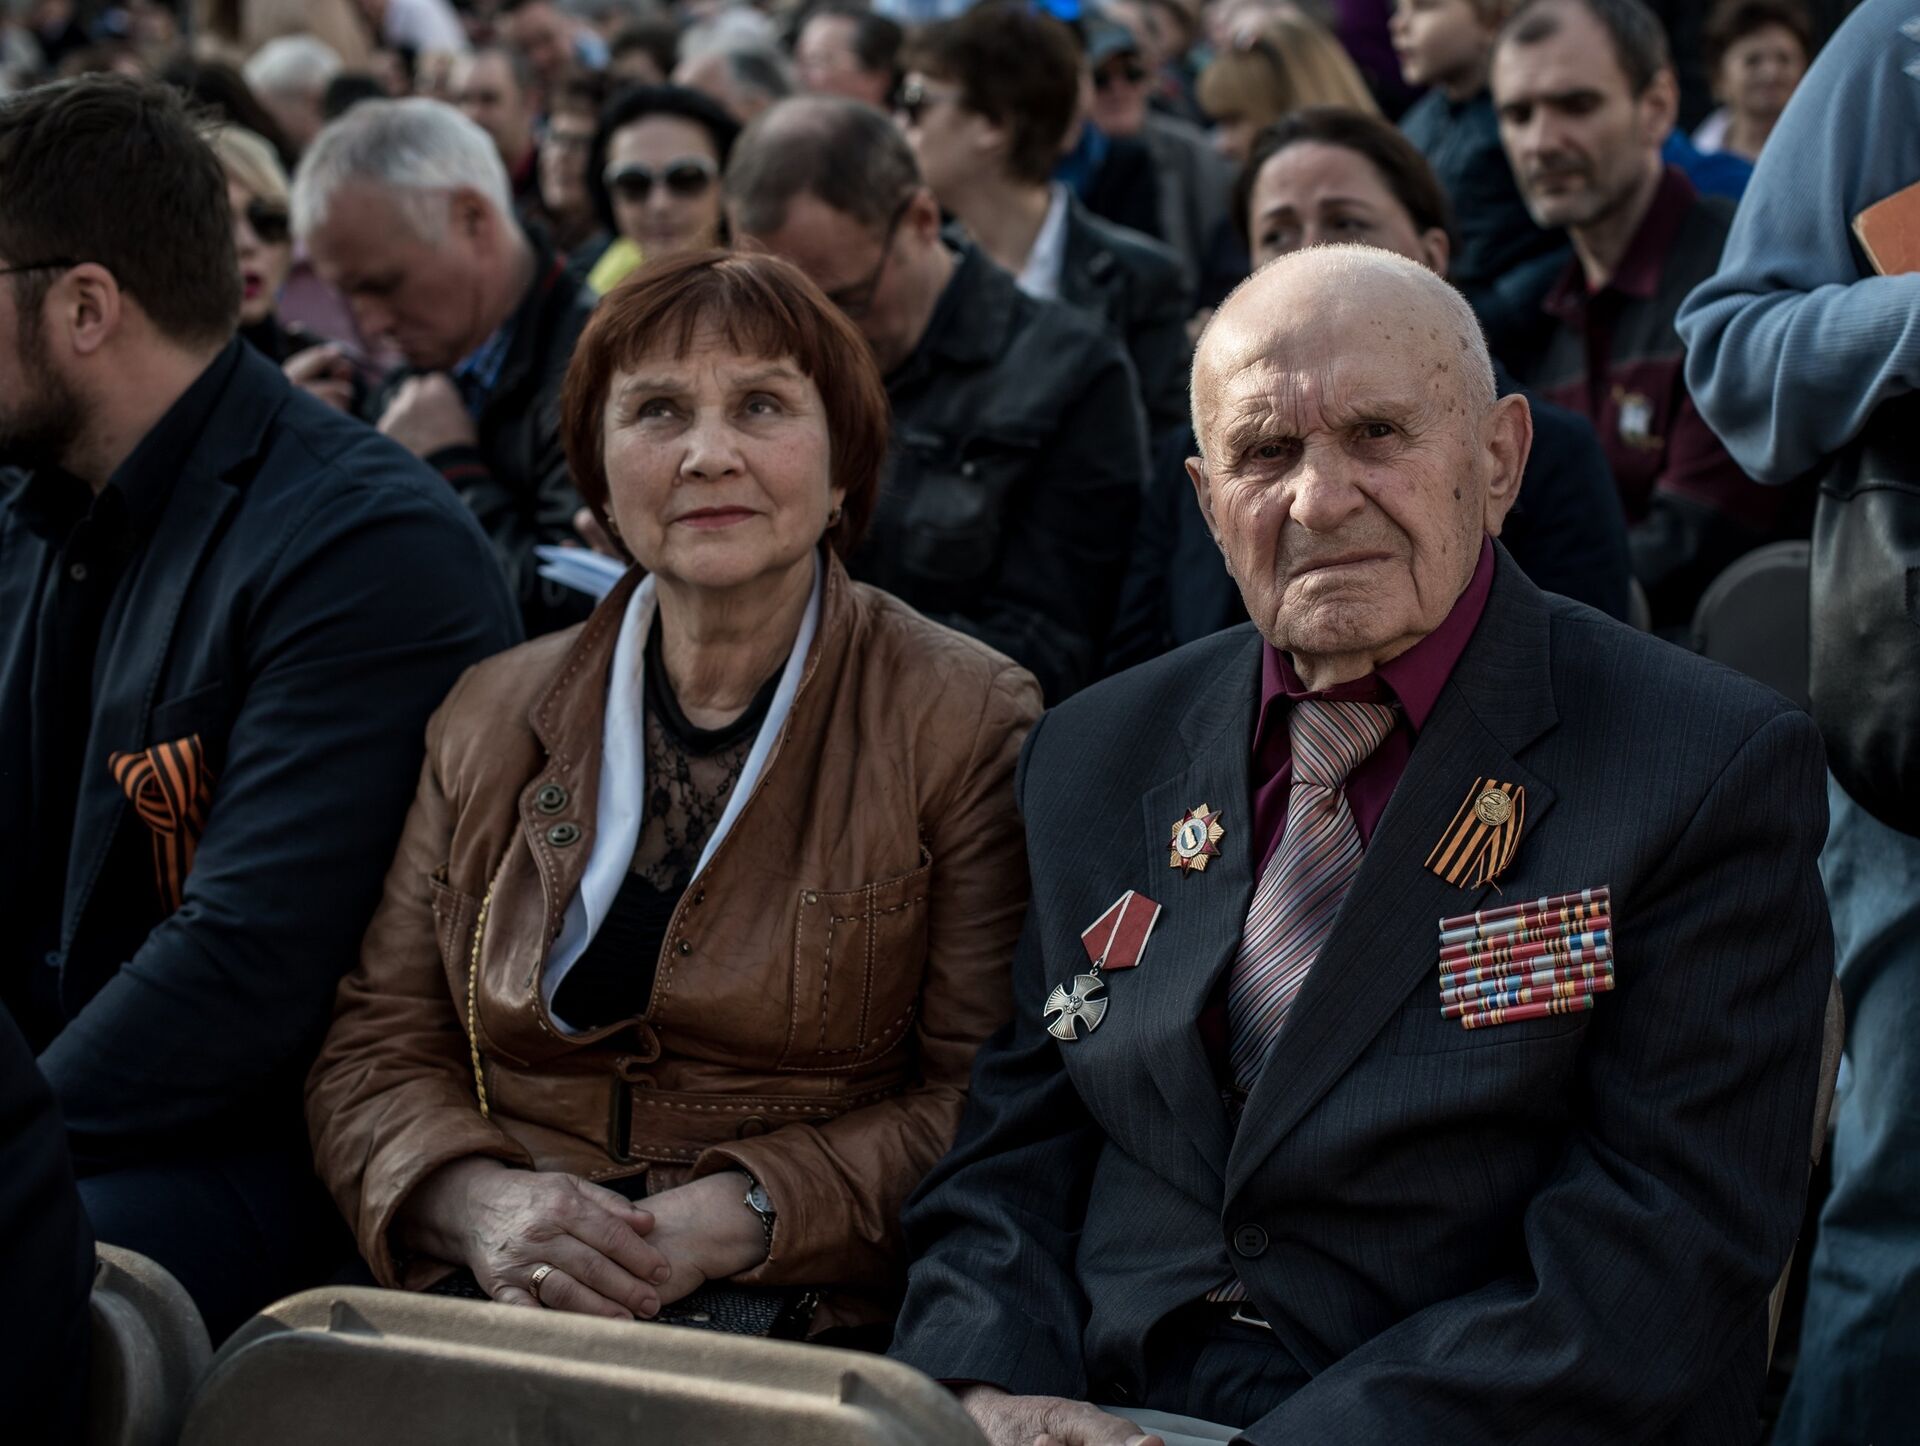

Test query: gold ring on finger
[528,1262,555,1304]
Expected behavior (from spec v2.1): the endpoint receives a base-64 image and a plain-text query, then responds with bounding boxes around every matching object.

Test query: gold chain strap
[466,885,494,1119]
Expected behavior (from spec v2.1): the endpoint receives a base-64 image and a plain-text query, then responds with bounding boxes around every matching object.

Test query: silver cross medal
[1044,969,1108,1041]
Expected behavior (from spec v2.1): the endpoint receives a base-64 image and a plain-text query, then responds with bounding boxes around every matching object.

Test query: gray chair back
[1691,540,1812,708]
[86,1244,213,1446]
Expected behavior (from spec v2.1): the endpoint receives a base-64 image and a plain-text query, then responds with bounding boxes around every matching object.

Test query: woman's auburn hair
[561,249,892,561]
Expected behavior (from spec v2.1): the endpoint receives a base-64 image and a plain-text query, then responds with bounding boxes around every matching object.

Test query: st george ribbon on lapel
[1426,777,1526,887]
[108,734,216,914]
[1043,889,1163,1041]
[1435,887,1615,1029]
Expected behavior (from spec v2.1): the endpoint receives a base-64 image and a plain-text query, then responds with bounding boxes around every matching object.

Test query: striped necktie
[1227,697,1398,1093]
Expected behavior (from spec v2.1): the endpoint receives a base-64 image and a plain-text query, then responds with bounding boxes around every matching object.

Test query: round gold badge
[1474,789,1514,826]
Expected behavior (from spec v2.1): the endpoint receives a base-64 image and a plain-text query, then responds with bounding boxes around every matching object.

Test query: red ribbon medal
[1045,889,1163,1041]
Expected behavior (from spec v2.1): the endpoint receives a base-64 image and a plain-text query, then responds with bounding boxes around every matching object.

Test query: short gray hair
[243,35,343,99]
[292,97,514,242]
[727,96,919,236]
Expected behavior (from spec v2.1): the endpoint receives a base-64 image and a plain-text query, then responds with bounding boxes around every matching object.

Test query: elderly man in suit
[889,244,1833,1444]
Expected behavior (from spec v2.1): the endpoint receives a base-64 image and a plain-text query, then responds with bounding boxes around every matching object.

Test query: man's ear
[450,187,497,246]
[1639,67,1680,150]
[1481,391,1531,536]
[1419,227,1451,277]
[905,185,944,244]
[59,262,124,359]
[1186,452,1224,551]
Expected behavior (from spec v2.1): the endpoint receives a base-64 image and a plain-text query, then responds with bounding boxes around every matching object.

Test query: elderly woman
[204,124,309,363]
[307,251,1040,1339]
[1692,0,1811,161]
[580,83,740,295]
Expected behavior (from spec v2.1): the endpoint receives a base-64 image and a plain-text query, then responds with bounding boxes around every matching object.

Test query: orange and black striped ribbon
[108,735,215,914]
[1425,777,1526,888]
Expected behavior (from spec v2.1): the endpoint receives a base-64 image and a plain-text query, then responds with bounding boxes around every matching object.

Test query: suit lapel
[1087,629,1261,1187]
[63,348,278,943]
[1226,552,1561,1195]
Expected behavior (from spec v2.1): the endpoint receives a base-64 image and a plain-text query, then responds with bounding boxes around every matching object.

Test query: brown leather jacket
[306,556,1040,1328]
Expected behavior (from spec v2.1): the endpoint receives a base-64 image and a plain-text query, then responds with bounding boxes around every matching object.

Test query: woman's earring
[827,504,844,526]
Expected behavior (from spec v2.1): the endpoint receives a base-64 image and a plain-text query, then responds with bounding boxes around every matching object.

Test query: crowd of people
[1,0,1913,1442]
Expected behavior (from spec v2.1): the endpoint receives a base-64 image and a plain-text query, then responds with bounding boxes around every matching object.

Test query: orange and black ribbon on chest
[108,735,215,913]
[1425,777,1526,888]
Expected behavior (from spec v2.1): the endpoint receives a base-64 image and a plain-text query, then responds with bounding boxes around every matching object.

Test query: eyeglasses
[824,195,912,322]
[894,75,964,127]
[243,200,291,246]
[603,157,719,204]
[0,258,77,279]
[1094,62,1149,91]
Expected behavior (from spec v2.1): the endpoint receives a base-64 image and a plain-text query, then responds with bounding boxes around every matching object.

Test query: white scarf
[542,553,824,1029]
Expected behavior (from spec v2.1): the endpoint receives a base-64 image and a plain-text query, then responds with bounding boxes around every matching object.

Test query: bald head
[1194,246,1496,452]
[1184,244,1528,688]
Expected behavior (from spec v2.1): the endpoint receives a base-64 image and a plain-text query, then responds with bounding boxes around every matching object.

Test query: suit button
[534,783,568,814]
[1232,1224,1269,1259]
[736,1115,769,1139]
[546,822,581,847]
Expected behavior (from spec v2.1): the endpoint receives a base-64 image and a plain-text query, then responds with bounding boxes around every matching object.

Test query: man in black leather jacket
[289,96,596,636]
[729,97,1149,701]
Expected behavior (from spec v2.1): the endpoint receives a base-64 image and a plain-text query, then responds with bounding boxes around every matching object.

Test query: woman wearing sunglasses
[203,124,312,364]
[581,85,741,297]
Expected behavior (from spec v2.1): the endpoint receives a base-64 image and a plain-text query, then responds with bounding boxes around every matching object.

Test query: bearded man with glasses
[728,96,1151,702]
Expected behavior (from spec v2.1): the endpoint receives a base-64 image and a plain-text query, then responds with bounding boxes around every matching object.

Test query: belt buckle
[1227,1302,1272,1333]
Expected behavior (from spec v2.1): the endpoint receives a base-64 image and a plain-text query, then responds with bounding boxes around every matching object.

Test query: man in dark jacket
[729,97,1150,702]
[0,77,521,1340]
[289,96,596,636]
[897,2,1194,441]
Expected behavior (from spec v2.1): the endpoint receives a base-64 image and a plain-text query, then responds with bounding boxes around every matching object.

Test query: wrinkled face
[1388,0,1493,89]
[1090,48,1152,137]
[1717,23,1806,122]
[1492,6,1671,231]
[605,116,725,262]
[737,190,926,375]
[0,268,83,473]
[453,52,537,167]
[796,15,890,107]
[1189,285,1508,665]
[539,106,597,218]
[228,177,293,328]
[1247,142,1446,271]
[305,183,490,371]
[896,71,982,198]
[601,329,842,596]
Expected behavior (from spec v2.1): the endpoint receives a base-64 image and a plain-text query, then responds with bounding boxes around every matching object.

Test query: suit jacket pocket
[149,679,230,774]
[781,851,932,1070]
[429,866,484,1005]
[1390,992,1592,1055]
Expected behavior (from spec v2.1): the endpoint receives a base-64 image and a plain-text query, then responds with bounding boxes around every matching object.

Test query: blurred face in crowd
[453,51,538,168]
[599,325,841,597]
[1247,141,1450,273]
[1389,0,1496,94]
[1492,1,1677,232]
[227,177,293,328]
[502,1,575,90]
[795,15,891,108]
[539,104,598,222]
[304,183,507,371]
[0,268,83,473]
[1089,44,1153,138]
[895,71,993,198]
[605,115,725,262]
[1715,23,1806,125]
[1188,249,1525,681]
[610,46,668,86]
[735,187,942,376]
[1104,0,1170,70]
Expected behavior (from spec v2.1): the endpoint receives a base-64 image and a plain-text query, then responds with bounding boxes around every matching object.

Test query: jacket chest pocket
[893,432,1040,587]
[780,851,932,1070]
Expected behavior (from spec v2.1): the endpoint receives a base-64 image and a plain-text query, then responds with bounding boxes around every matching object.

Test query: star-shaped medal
[1169,803,1226,873]
[1044,972,1109,1041]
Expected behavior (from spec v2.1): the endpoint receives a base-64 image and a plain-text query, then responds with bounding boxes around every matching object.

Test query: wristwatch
[742,1177,777,1252]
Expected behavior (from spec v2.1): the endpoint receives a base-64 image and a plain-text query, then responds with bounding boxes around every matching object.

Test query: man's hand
[957,1385,1164,1446]
[377,373,477,458]
[639,1170,771,1307]
[285,345,356,412]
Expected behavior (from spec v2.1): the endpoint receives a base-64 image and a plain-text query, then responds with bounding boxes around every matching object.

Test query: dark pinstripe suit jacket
[891,545,1833,1443]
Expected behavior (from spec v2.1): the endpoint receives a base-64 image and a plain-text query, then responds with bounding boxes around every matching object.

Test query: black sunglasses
[244,199,291,246]
[604,157,719,204]
[1094,61,1149,91]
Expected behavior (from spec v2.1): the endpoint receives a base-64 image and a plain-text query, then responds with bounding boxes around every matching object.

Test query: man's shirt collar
[1543,164,1698,322]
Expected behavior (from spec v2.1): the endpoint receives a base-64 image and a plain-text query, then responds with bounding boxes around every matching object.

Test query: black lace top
[549,626,782,1030]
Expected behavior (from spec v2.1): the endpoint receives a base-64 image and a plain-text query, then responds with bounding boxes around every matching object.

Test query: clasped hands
[400,1158,767,1320]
